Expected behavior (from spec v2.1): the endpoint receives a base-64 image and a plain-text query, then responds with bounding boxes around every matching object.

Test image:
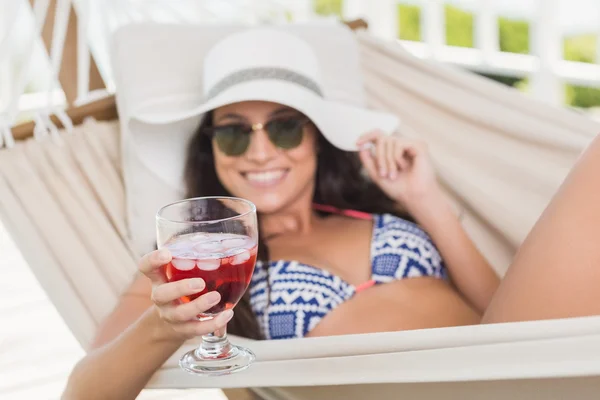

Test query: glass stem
[197,325,232,359]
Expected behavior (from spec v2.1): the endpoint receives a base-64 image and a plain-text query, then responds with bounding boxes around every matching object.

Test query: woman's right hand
[139,249,234,340]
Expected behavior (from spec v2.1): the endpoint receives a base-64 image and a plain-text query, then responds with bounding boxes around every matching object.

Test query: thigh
[483,135,600,323]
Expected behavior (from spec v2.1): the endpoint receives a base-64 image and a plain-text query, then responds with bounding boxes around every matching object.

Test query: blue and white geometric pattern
[249,213,447,340]
[371,214,446,282]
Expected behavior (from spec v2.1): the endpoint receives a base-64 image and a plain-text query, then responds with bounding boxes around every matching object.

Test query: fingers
[376,136,388,177]
[387,139,398,179]
[359,144,379,181]
[358,133,388,180]
[151,278,206,305]
[402,141,428,171]
[139,249,171,284]
[358,130,389,178]
[171,310,235,337]
[404,141,426,161]
[358,133,428,180]
[356,130,384,147]
[160,291,222,323]
[151,279,233,339]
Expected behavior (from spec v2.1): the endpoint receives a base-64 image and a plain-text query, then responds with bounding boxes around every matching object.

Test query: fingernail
[359,142,373,151]
[158,249,171,262]
[204,291,220,304]
[390,171,397,180]
[215,309,234,325]
[189,279,205,290]
[380,169,386,177]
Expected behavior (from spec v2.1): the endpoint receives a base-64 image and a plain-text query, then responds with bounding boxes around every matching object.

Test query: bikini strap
[312,203,372,220]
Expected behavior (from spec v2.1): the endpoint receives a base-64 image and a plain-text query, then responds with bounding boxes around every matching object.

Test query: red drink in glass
[163,233,257,315]
[157,196,258,375]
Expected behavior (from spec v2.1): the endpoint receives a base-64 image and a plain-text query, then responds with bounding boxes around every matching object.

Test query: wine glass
[156,196,258,376]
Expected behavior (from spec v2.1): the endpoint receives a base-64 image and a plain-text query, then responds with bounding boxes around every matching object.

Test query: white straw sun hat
[131,27,399,151]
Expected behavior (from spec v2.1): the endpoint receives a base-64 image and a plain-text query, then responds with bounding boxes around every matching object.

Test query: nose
[244,127,278,164]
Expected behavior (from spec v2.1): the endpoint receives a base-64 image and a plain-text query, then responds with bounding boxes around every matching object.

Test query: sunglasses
[203,117,310,156]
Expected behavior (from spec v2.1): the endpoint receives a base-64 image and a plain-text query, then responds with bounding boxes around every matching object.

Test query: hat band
[205,67,323,100]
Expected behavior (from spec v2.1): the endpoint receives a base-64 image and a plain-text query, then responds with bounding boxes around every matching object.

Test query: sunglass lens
[213,126,250,156]
[267,119,304,149]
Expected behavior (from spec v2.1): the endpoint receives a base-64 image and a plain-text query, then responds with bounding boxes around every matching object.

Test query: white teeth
[245,169,285,184]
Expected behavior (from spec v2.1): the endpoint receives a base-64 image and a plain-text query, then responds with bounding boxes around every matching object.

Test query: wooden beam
[29,0,105,105]
[344,18,369,31]
[11,94,117,140]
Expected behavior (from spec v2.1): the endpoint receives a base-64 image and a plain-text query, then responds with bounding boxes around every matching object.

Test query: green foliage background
[313,0,600,108]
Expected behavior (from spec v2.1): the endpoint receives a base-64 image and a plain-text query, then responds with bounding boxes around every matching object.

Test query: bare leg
[483,135,600,323]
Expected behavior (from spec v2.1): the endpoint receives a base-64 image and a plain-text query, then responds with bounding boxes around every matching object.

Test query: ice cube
[190,234,209,242]
[231,250,250,265]
[166,241,186,252]
[221,237,247,249]
[196,259,221,271]
[171,258,196,271]
[172,250,198,259]
[194,241,222,252]
[224,248,242,257]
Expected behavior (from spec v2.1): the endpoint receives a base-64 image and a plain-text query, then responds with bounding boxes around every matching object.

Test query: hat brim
[130,79,400,152]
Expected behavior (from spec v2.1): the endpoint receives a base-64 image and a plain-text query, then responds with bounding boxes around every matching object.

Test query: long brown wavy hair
[184,111,412,339]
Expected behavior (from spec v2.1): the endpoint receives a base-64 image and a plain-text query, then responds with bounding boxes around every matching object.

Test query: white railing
[343,0,600,107]
[4,0,600,123]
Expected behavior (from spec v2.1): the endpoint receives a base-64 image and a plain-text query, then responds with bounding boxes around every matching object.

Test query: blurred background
[2,0,600,124]
[1,0,599,399]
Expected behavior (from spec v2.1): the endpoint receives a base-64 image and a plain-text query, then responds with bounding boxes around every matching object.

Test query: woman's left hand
[357,131,441,211]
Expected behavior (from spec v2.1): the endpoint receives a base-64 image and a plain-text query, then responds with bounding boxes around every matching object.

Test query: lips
[242,168,289,187]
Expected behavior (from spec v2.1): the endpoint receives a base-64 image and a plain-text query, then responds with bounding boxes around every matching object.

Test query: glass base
[179,344,255,376]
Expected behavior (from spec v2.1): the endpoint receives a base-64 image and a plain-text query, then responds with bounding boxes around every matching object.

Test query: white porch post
[0,51,12,114]
[422,0,445,58]
[475,0,498,62]
[341,0,365,21]
[0,1,22,112]
[596,6,600,65]
[286,0,313,22]
[530,0,562,106]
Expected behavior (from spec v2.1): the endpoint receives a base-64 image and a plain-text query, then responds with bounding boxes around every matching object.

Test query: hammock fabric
[2,22,600,400]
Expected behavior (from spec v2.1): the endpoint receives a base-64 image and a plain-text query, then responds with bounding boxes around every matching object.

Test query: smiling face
[211,101,319,215]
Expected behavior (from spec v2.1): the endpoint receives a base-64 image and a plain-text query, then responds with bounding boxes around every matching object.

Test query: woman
[63,27,501,398]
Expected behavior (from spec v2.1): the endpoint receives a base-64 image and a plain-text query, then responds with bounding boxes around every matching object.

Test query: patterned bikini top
[249,210,447,340]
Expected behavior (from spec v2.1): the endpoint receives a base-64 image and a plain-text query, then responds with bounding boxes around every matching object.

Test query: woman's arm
[63,250,232,400]
[63,303,185,400]
[408,191,500,314]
